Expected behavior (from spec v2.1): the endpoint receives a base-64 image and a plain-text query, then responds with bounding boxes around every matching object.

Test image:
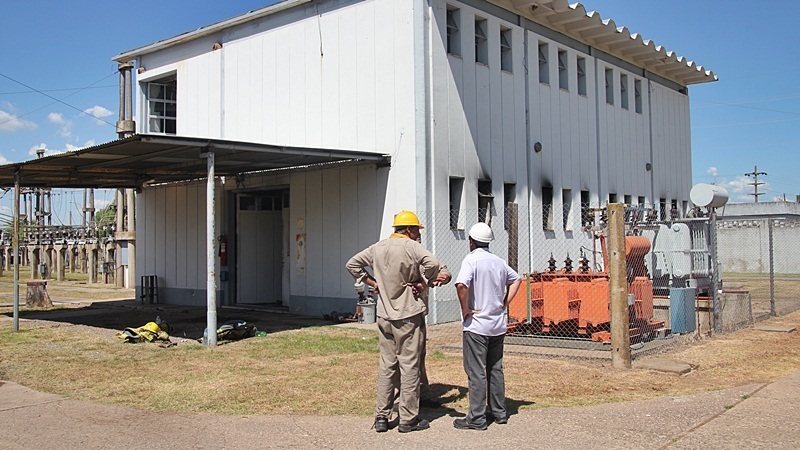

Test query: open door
[236,189,288,305]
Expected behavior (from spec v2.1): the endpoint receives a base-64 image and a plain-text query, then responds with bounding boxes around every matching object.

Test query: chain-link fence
[716,216,800,324]
[416,203,788,361]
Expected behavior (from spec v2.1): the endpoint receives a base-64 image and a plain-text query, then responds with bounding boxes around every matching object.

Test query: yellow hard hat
[392,210,424,229]
[142,322,161,333]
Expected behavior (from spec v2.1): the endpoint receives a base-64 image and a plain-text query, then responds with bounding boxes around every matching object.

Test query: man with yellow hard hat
[346,210,449,433]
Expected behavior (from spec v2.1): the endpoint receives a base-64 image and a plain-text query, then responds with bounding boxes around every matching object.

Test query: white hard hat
[468,223,494,243]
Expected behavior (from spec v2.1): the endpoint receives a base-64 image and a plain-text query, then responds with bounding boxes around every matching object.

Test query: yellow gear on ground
[392,210,424,229]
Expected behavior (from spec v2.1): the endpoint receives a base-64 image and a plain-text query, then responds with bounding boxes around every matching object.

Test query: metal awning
[0,134,391,189]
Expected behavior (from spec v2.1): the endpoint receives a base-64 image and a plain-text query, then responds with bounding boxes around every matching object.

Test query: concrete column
[56,245,65,281]
[30,248,38,279]
[88,245,96,284]
[126,188,136,289]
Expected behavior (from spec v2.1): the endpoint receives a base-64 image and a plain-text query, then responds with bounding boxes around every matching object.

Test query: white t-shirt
[455,247,521,336]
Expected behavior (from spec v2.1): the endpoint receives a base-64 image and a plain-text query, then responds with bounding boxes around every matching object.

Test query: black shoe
[493,416,508,425]
[373,416,389,433]
[453,418,488,430]
[398,418,430,433]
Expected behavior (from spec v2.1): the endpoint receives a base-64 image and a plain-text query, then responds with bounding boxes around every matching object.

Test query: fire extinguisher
[218,235,228,266]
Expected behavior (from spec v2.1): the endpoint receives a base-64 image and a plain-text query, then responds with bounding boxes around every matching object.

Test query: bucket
[358,301,376,324]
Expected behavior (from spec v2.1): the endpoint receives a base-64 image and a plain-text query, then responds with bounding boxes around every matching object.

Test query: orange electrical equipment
[629,276,654,322]
[542,277,580,330]
[577,277,610,329]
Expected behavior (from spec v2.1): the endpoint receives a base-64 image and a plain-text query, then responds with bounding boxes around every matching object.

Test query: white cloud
[0,153,10,165]
[48,112,73,138]
[48,112,67,124]
[0,109,37,133]
[83,105,113,125]
[706,166,718,178]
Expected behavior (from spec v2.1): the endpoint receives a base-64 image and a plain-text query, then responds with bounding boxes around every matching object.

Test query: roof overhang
[0,134,391,189]
[511,0,717,86]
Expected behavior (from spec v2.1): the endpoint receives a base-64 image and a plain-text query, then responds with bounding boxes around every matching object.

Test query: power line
[0,71,118,128]
[0,84,116,95]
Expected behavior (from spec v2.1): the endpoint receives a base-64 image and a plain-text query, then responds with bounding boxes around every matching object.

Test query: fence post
[768,218,775,317]
[608,203,631,369]
[710,210,720,333]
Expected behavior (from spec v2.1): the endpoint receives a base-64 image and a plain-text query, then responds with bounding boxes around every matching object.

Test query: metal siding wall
[175,185,188,287]
[185,183,199,288]
[356,1,377,151]
[321,170,342,297]
[289,172,307,298]
[165,187,177,288]
[305,172,323,297]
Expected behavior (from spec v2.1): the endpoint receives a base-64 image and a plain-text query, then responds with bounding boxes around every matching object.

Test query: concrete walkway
[2,371,799,449]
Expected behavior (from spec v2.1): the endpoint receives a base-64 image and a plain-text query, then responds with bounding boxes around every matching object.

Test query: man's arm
[429,264,451,287]
[456,283,478,322]
[345,247,373,285]
[503,279,523,310]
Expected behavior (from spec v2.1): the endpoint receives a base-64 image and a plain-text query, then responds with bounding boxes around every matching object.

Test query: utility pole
[745,165,767,203]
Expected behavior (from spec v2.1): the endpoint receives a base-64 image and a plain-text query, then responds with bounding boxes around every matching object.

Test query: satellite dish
[690,183,729,208]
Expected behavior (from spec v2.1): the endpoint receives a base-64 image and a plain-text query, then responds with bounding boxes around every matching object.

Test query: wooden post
[608,203,631,369]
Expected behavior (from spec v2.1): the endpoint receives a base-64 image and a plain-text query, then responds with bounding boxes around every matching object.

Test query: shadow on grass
[2,299,334,340]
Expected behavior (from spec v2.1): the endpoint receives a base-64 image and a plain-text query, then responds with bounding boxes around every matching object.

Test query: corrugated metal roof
[517,0,716,86]
[0,134,391,189]
[114,0,715,86]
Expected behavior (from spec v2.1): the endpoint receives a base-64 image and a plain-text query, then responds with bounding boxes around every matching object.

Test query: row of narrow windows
[538,42,644,114]
[447,5,513,72]
[450,178,687,232]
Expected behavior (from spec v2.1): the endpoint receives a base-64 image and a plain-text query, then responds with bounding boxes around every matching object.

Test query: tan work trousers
[375,313,424,425]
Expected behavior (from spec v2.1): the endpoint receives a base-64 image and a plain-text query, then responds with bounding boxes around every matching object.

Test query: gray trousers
[462,331,506,424]
[376,313,424,425]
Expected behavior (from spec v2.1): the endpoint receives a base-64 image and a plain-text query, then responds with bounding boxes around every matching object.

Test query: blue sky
[1,1,798,224]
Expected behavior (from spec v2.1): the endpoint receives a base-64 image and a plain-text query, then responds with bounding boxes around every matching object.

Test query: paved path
[2,372,799,449]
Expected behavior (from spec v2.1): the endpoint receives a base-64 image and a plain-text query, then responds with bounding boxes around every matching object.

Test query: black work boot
[398,418,430,433]
[373,416,389,433]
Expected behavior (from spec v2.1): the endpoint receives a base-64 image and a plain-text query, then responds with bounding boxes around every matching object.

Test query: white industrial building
[96,0,716,316]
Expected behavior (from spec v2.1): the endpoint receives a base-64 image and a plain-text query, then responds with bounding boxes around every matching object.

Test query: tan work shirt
[346,233,442,321]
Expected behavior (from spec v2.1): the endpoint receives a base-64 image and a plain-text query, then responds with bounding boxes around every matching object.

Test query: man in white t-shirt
[453,222,521,430]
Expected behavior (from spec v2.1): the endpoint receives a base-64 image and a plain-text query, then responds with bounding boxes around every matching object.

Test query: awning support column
[12,171,20,332]
[205,151,218,347]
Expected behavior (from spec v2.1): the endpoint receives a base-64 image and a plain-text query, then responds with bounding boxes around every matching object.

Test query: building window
[500,27,512,72]
[446,6,461,56]
[659,198,667,221]
[558,49,568,90]
[504,183,516,230]
[624,194,632,205]
[146,76,177,134]
[605,68,614,105]
[577,56,586,96]
[478,180,493,224]
[542,186,554,230]
[609,193,618,204]
[449,177,464,229]
[562,189,573,231]
[671,199,679,219]
[634,79,643,114]
[538,42,549,84]
[638,196,646,206]
[581,190,592,227]
[620,74,629,110]
[475,17,488,65]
